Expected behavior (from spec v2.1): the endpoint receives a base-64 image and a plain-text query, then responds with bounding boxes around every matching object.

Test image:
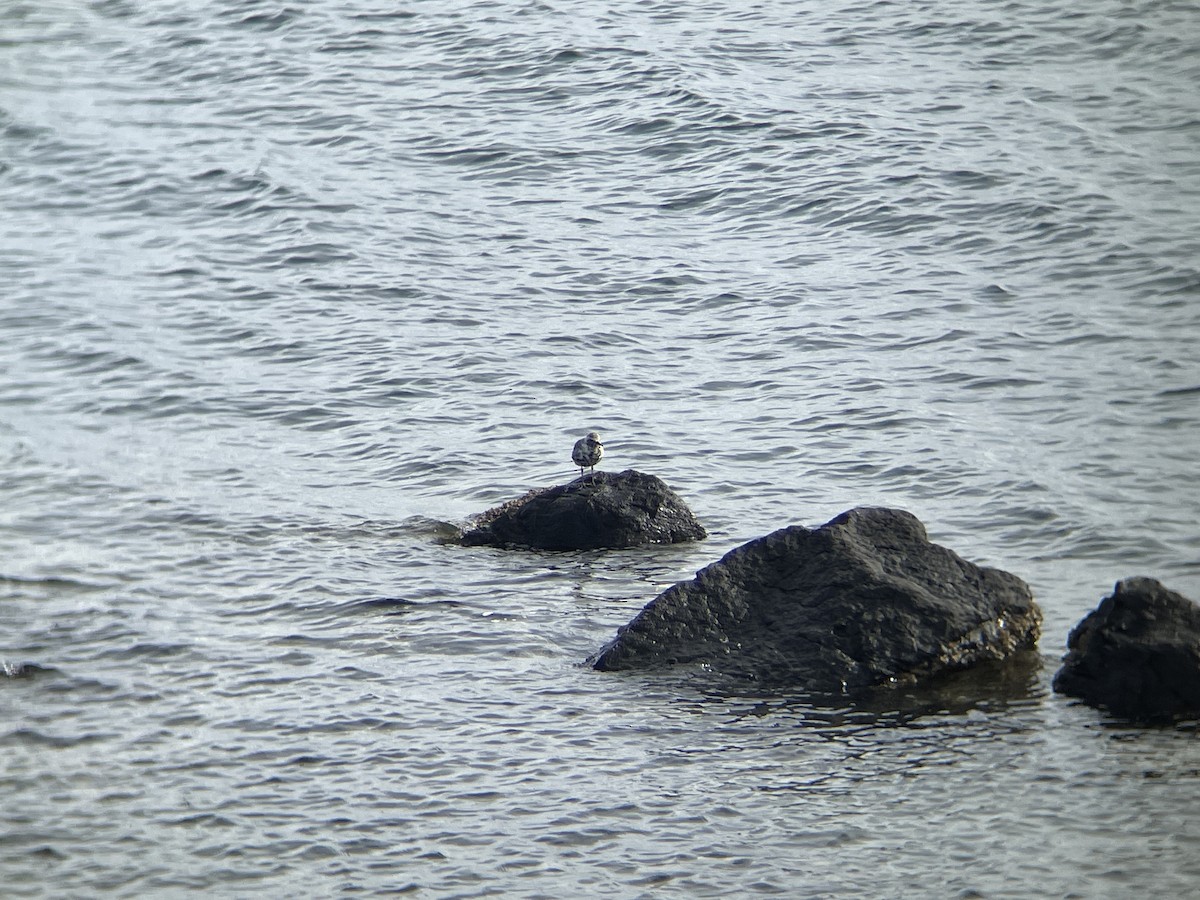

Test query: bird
[571,431,603,478]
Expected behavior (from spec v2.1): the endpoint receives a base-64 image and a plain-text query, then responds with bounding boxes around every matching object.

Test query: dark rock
[459,469,706,551]
[1052,577,1200,722]
[590,506,1041,692]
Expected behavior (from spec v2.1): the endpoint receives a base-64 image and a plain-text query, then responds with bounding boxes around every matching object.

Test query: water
[2,0,1199,895]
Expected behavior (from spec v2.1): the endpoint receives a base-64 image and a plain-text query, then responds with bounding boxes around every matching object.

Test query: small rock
[459,469,706,550]
[590,506,1041,692]
[1053,577,1200,722]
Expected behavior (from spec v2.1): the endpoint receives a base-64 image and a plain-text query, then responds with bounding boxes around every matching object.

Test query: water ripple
[2,0,1198,896]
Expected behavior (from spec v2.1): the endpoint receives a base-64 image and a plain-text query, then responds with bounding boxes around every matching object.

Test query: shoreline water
[3,0,1199,894]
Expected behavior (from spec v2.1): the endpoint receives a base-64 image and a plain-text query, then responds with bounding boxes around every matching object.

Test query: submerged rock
[1053,577,1200,722]
[459,469,706,551]
[590,506,1041,692]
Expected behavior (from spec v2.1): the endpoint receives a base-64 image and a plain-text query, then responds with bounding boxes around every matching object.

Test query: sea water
[2,1,1198,895]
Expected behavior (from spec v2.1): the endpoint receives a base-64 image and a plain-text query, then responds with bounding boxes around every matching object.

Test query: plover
[571,431,603,478]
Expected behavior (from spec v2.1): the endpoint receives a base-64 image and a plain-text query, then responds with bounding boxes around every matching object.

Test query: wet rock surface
[459,469,707,551]
[1053,577,1200,722]
[590,506,1041,691]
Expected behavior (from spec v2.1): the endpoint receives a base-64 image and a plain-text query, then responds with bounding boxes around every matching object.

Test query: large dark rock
[590,506,1041,692]
[1053,577,1200,722]
[459,469,706,551]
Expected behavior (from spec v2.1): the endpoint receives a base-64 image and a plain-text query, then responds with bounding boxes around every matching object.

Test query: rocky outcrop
[459,469,706,551]
[1053,577,1200,722]
[590,506,1041,692]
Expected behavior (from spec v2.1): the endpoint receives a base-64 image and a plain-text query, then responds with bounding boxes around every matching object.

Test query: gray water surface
[2,0,1198,896]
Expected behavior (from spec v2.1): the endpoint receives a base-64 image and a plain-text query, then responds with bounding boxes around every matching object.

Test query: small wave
[336,597,424,616]
[98,642,194,662]
[0,574,112,594]
[1157,385,1200,398]
[0,727,112,748]
[229,7,299,32]
[2,661,54,679]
